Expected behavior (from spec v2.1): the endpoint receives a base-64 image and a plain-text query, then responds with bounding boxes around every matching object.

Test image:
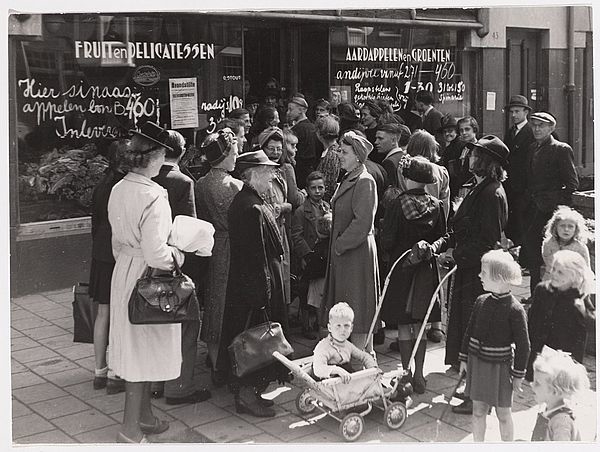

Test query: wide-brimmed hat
[504,95,531,111]
[202,128,235,166]
[530,111,557,126]
[466,135,510,168]
[129,121,173,153]
[438,114,458,133]
[235,150,280,170]
[258,126,284,149]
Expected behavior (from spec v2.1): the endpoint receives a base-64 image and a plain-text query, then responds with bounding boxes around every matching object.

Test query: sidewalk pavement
[10,279,597,444]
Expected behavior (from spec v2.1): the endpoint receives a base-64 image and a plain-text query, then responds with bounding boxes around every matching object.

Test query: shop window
[13,13,243,226]
[330,25,473,121]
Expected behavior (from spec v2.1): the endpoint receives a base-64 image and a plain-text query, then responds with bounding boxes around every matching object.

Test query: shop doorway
[505,28,543,111]
[243,23,329,117]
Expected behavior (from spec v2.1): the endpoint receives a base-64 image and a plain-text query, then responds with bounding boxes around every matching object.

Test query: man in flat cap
[287,93,320,188]
[503,95,536,246]
[521,111,579,295]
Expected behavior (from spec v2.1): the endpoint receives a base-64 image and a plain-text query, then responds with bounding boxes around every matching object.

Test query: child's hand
[332,367,351,383]
[512,377,523,392]
[459,361,467,377]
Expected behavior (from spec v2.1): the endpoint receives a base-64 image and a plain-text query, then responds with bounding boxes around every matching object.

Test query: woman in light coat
[322,130,380,353]
[108,122,184,442]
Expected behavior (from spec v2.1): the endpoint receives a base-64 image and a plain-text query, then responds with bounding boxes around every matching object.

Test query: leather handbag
[228,309,294,378]
[128,254,198,325]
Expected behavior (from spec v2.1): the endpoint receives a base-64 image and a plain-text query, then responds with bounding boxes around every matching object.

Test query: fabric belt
[118,245,144,257]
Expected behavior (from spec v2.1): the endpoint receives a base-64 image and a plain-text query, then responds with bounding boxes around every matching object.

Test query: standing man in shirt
[288,93,320,189]
[503,95,536,246]
[415,90,444,143]
[521,112,579,294]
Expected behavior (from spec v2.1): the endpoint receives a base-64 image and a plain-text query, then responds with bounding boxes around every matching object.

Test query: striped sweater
[459,293,530,378]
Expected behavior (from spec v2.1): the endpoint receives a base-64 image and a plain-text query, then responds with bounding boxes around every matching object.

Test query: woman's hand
[459,360,467,377]
[171,248,185,268]
[512,377,523,393]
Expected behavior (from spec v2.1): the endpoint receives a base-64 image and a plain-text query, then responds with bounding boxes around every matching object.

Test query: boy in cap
[287,93,320,188]
[521,111,579,294]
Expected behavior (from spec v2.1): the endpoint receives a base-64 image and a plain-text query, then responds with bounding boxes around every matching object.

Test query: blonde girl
[542,206,590,275]
[530,346,590,441]
[459,249,530,442]
[527,250,595,379]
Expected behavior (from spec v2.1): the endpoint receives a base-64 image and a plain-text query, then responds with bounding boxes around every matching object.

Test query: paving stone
[63,380,102,400]
[25,300,65,313]
[11,336,40,351]
[11,413,55,439]
[11,328,24,339]
[74,356,96,371]
[11,371,46,389]
[423,373,460,393]
[11,360,27,373]
[52,409,116,436]
[52,317,74,329]
[13,382,68,404]
[22,325,69,341]
[26,356,79,376]
[255,413,322,441]
[12,346,60,364]
[197,416,262,442]
[11,294,51,307]
[73,424,121,444]
[167,401,230,427]
[148,421,214,443]
[41,333,77,350]
[85,392,125,415]
[30,395,90,419]
[57,344,94,361]
[15,429,77,444]
[43,290,74,303]
[403,416,469,442]
[12,317,52,331]
[12,399,32,418]
[241,432,283,443]
[40,308,72,321]
[293,429,344,442]
[10,309,41,321]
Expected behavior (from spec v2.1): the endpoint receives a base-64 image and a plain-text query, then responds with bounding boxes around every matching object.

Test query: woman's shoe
[426,328,445,343]
[235,398,276,418]
[139,417,169,435]
[93,376,107,390]
[412,377,427,394]
[116,432,148,443]
[106,378,126,395]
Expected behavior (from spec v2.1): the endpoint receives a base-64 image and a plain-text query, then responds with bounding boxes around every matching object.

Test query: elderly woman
[195,128,243,386]
[220,150,287,418]
[323,131,380,353]
[107,122,186,442]
[419,135,510,414]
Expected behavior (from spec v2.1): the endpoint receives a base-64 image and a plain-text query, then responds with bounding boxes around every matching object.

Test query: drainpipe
[566,6,577,160]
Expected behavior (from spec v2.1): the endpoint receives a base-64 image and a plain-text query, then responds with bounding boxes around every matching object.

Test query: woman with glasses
[322,130,380,353]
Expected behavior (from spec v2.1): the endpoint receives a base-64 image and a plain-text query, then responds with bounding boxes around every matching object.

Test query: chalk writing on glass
[201,95,243,134]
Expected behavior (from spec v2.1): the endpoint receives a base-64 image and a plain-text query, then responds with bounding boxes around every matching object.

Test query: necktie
[510,125,518,139]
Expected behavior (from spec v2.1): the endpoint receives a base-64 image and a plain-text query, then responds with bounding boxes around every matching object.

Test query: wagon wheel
[295,388,316,415]
[339,413,364,441]
[384,402,407,429]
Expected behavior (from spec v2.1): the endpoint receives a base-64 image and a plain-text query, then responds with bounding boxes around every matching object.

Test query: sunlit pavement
[10,277,597,444]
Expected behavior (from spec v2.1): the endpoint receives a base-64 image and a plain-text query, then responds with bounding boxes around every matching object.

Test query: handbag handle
[243,307,271,331]
[142,251,184,278]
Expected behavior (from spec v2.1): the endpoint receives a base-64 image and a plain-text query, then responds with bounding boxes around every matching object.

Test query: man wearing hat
[287,93,320,189]
[521,111,579,294]
[503,95,536,246]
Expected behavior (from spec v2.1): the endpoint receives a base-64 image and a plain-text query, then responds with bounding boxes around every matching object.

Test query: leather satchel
[128,254,198,324]
[228,309,294,378]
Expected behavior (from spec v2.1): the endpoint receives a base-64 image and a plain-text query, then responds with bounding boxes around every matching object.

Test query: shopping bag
[72,283,97,343]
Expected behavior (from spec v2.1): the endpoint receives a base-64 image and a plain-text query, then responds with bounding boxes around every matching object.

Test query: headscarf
[258,126,284,150]
[341,130,373,163]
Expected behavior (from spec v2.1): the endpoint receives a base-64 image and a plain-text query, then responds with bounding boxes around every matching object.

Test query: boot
[412,340,427,394]
[235,387,275,418]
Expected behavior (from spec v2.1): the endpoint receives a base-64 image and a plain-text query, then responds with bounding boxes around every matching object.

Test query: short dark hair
[457,116,479,135]
[415,90,434,105]
[217,118,244,135]
[306,170,325,186]
[229,108,249,120]
[376,122,403,137]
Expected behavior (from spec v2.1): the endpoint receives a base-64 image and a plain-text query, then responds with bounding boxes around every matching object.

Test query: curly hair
[469,148,507,181]
[328,302,354,322]
[533,348,590,398]
[544,205,590,244]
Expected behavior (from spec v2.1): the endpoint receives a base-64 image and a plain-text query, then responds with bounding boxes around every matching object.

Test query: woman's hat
[437,114,458,133]
[202,128,235,166]
[504,94,531,111]
[341,130,373,163]
[466,135,510,168]
[129,121,173,153]
[235,150,280,170]
[258,126,284,149]
[402,157,436,184]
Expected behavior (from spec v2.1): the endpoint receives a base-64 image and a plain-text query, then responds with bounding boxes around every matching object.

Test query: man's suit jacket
[504,122,535,196]
[421,107,444,142]
[152,164,197,218]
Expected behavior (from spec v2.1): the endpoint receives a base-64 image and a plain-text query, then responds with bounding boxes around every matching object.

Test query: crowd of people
[88,89,595,442]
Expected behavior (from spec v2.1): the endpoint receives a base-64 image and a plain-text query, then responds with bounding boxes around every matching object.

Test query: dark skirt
[88,259,114,305]
[465,353,513,408]
[381,259,441,325]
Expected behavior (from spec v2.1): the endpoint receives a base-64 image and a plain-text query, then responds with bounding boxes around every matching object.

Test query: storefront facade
[8,7,594,295]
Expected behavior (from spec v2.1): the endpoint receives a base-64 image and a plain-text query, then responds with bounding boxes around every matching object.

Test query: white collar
[422,105,434,117]
[515,120,527,132]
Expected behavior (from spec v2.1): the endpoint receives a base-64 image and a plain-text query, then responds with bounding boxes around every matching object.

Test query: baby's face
[328,316,353,342]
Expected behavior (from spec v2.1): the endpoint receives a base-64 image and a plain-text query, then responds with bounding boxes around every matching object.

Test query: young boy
[312,302,377,382]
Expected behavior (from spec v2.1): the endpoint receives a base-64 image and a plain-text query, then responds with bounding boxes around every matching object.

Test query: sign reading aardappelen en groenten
[335,46,465,111]
[169,78,199,129]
